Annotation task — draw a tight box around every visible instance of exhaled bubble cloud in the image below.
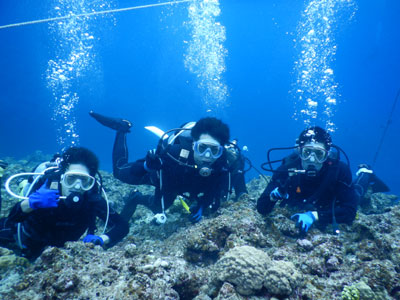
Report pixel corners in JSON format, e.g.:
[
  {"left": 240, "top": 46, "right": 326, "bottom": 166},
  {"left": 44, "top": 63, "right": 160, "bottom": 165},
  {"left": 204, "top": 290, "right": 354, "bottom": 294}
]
[
  {"left": 184, "top": 0, "right": 228, "bottom": 110},
  {"left": 293, "top": 0, "right": 356, "bottom": 133},
  {"left": 46, "top": 0, "right": 112, "bottom": 150}
]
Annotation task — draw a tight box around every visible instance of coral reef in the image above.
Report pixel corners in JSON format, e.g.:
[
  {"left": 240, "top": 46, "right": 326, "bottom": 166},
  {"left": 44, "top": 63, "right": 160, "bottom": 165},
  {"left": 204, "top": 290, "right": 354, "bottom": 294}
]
[
  {"left": 0, "top": 156, "right": 399, "bottom": 299},
  {"left": 264, "top": 260, "right": 301, "bottom": 296},
  {"left": 215, "top": 245, "right": 271, "bottom": 295},
  {"left": 342, "top": 285, "right": 360, "bottom": 300}
]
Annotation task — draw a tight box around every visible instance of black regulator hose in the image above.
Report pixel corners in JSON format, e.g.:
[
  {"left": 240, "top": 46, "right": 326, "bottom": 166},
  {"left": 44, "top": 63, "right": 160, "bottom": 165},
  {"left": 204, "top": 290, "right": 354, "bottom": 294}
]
[
  {"left": 244, "top": 157, "right": 269, "bottom": 183},
  {"left": 260, "top": 146, "right": 298, "bottom": 173},
  {"left": 96, "top": 170, "right": 104, "bottom": 195}
]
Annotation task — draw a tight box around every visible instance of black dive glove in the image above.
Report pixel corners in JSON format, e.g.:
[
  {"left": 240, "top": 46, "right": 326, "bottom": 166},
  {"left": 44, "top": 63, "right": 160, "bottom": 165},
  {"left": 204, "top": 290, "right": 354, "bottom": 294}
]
[{"left": 144, "top": 149, "right": 162, "bottom": 171}]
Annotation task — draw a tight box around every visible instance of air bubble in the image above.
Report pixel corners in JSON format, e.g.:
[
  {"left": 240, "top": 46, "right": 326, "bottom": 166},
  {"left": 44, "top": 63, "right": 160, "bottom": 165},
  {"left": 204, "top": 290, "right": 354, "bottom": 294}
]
[
  {"left": 184, "top": 0, "right": 228, "bottom": 109},
  {"left": 293, "top": 0, "right": 356, "bottom": 132}
]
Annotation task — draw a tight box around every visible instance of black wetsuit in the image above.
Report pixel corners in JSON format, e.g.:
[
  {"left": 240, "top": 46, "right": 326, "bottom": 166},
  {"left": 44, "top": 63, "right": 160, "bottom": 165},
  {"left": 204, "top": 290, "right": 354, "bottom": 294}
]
[
  {"left": 112, "top": 131, "right": 233, "bottom": 219},
  {"left": 0, "top": 175, "right": 129, "bottom": 259},
  {"left": 257, "top": 155, "right": 357, "bottom": 226}
]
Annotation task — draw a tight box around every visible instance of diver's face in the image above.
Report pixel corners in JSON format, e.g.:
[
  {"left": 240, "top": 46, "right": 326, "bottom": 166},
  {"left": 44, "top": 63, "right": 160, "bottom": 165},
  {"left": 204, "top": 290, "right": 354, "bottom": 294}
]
[
  {"left": 60, "top": 164, "right": 94, "bottom": 196},
  {"left": 300, "top": 142, "right": 328, "bottom": 173},
  {"left": 193, "top": 134, "right": 223, "bottom": 166}
]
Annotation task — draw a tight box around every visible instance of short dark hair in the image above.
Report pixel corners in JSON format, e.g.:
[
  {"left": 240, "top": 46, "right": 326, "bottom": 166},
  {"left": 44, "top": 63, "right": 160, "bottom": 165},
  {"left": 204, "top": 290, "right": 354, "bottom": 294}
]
[
  {"left": 60, "top": 147, "right": 99, "bottom": 176},
  {"left": 297, "top": 126, "right": 332, "bottom": 150},
  {"left": 191, "top": 117, "right": 230, "bottom": 145}
]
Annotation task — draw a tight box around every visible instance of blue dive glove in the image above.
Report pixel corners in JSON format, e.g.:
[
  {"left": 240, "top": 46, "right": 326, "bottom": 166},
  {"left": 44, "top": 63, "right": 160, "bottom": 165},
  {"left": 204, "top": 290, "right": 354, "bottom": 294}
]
[
  {"left": 83, "top": 234, "right": 104, "bottom": 246},
  {"left": 189, "top": 205, "right": 203, "bottom": 223},
  {"left": 291, "top": 211, "right": 316, "bottom": 233},
  {"left": 270, "top": 187, "right": 289, "bottom": 202},
  {"left": 144, "top": 149, "right": 162, "bottom": 171},
  {"left": 28, "top": 182, "right": 60, "bottom": 209}
]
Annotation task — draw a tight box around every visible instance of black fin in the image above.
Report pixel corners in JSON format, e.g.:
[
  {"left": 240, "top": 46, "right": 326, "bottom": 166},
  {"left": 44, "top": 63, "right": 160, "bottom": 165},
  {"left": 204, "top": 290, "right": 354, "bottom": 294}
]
[
  {"left": 370, "top": 173, "right": 390, "bottom": 193},
  {"left": 89, "top": 111, "right": 132, "bottom": 132}
]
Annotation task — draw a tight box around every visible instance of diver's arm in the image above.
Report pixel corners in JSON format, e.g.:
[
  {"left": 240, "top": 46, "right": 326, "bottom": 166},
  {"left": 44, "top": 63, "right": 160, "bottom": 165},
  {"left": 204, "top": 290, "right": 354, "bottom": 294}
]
[
  {"left": 8, "top": 195, "right": 58, "bottom": 222},
  {"left": 94, "top": 195, "right": 129, "bottom": 247},
  {"left": 8, "top": 186, "right": 42, "bottom": 220},
  {"left": 317, "top": 163, "right": 357, "bottom": 224},
  {"left": 257, "top": 183, "right": 277, "bottom": 215},
  {"left": 256, "top": 167, "right": 288, "bottom": 215},
  {"left": 317, "top": 187, "right": 357, "bottom": 224},
  {"left": 6, "top": 201, "right": 32, "bottom": 223},
  {"left": 102, "top": 211, "right": 129, "bottom": 247}
]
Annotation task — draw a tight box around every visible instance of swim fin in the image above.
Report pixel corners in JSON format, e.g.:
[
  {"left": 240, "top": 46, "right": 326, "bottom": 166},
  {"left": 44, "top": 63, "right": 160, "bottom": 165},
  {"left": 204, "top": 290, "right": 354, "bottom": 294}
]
[
  {"left": 356, "top": 164, "right": 390, "bottom": 193},
  {"left": 369, "top": 173, "right": 390, "bottom": 193},
  {"left": 89, "top": 111, "right": 132, "bottom": 133}
]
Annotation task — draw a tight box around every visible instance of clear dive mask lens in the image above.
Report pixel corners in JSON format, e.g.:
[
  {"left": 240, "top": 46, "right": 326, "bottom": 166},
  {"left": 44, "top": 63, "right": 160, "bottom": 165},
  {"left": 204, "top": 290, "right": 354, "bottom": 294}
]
[
  {"left": 194, "top": 141, "right": 223, "bottom": 159},
  {"left": 300, "top": 146, "right": 328, "bottom": 163},
  {"left": 61, "top": 172, "right": 95, "bottom": 191}
]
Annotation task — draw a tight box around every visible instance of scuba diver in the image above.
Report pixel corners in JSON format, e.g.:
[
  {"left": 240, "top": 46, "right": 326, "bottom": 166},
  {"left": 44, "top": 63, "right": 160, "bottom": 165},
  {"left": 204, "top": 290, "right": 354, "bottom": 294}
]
[
  {"left": 0, "top": 147, "right": 129, "bottom": 259},
  {"left": 90, "top": 111, "right": 247, "bottom": 224},
  {"left": 257, "top": 126, "right": 358, "bottom": 234}
]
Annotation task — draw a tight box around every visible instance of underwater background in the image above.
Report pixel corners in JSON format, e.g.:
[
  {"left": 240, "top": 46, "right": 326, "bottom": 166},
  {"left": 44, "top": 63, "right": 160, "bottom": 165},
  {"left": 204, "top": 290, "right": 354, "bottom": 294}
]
[{"left": 0, "top": 0, "right": 399, "bottom": 196}]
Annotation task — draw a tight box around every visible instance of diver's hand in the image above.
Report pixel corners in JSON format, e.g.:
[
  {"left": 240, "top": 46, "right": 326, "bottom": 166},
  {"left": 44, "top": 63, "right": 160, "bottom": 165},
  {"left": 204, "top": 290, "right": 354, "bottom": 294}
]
[
  {"left": 28, "top": 182, "right": 60, "bottom": 209},
  {"left": 83, "top": 234, "right": 104, "bottom": 246},
  {"left": 291, "top": 211, "right": 316, "bottom": 233},
  {"left": 189, "top": 205, "right": 203, "bottom": 223},
  {"left": 144, "top": 149, "right": 162, "bottom": 171},
  {"left": 270, "top": 187, "right": 288, "bottom": 202}
]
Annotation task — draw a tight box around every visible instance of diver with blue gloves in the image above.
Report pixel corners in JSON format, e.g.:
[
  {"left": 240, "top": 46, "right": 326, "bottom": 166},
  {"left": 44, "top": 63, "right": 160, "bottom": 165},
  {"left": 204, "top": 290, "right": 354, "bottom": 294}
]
[
  {"left": 90, "top": 112, "right": 244, "bottom": 224},
  {"left": 257, "top": 126, "right": 358, "bottom": 234},
  {"left": 0, "top": 147, "right": 128, "bottom": 259}
]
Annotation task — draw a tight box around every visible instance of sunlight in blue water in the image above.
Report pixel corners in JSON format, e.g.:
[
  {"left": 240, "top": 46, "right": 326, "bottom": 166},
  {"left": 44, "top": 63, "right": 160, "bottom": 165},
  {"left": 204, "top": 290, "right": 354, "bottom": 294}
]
[
  {"left": 293, "top": 0, "right": 356, "bottom": 133},
  {"left": 184, "top": 0, "right": 228, "bottom": 109}
]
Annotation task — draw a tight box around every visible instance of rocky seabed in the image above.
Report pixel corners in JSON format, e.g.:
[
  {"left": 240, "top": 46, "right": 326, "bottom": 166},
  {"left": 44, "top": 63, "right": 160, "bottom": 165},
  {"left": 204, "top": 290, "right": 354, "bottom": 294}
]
[{"left": 0, "top": 154, "right": 399, "bottom": 300}]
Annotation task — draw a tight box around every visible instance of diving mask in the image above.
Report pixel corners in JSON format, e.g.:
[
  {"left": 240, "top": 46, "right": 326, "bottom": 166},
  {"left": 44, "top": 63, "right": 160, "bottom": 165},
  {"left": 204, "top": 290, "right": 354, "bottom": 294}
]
[
  {"left": 60, "top": 172, "right": 95, "bottom": 191},
  {"left": 299, "top": 146, "right": 328, "bottom": 163},
  {"left": 193, "top": 140, "right": 223, "bottom": 159}
]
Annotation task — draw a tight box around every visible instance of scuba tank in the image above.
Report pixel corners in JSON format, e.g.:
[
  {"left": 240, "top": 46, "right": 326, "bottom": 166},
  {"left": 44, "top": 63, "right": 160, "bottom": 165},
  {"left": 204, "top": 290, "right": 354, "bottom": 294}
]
[{"left": 5, "top": 160, "right": 61, "bottom": 201}]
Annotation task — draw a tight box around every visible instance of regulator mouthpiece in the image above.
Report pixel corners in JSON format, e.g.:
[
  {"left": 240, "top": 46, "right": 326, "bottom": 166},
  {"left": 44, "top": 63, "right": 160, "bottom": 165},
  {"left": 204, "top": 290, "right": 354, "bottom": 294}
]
[{"left": 199, "top": 167, "right": 212, "bottom": 177}]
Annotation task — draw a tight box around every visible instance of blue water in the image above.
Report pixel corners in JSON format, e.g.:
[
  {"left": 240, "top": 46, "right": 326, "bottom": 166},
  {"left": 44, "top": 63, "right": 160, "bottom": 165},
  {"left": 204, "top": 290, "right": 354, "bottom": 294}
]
[{"left": 0, "top": 0, "right": 399, "bottom": 195}]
